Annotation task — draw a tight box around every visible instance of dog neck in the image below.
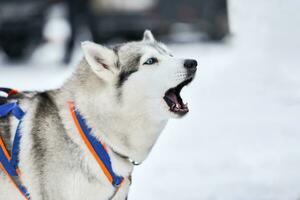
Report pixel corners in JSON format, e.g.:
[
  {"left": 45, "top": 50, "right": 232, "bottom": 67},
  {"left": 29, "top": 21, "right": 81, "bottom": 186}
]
[{"left": 51, "top": 60, "right": 168, "bottom": 178}]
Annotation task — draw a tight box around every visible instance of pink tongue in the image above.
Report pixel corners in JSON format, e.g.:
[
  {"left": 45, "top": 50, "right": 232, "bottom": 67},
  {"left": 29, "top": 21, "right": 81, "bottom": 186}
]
[{"left": 167, "top": 92, "right": 181, "bottom": 108}]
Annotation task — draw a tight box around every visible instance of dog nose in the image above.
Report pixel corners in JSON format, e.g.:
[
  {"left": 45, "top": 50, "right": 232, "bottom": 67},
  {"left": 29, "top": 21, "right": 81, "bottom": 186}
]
[{"left": 184, "top": 59, "right": 198, "bottom": 70}]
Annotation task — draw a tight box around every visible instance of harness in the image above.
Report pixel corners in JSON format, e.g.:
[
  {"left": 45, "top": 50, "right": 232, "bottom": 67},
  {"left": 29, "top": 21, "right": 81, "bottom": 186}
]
[
  {"left": 0, "top": 88, "right": 30, "bottom": 199},
  {"left": 0, "top": 88, "right": 124, "bottom": 199},
  {"left": 69, "top": 102, "right": 124, "bottom": 187}
]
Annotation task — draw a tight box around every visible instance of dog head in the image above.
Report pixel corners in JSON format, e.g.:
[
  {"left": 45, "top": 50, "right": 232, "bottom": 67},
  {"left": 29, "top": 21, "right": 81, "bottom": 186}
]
[
  {"left": 81, "top": 30, "right": 197, "bottom": 121},
  {"left": 80, "top": 30, "right": 197, "bottom": 162}
]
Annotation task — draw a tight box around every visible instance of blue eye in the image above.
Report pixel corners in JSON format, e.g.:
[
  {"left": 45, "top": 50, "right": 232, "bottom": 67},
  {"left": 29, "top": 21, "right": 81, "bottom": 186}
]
[{"left": 144, "top": 57, "right": 158, "bottom": 65}]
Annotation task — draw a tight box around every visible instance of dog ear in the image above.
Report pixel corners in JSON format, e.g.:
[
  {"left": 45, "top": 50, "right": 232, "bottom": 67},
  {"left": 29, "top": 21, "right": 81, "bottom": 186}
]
[
  {"left": 143, "top": 30, "right": 155, "bottom": 42},
  {"left": 81, "top": 41, "right": 117, "bottom": 77}
]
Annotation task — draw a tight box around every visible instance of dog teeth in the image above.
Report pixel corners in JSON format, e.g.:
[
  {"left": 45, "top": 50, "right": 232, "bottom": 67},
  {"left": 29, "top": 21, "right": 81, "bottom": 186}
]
[
  {"left": 171, "top": 104, "right": 176, "bottom": 110},
  {"left": 170, "top": 103, "right": 189, "bottom": 113}
]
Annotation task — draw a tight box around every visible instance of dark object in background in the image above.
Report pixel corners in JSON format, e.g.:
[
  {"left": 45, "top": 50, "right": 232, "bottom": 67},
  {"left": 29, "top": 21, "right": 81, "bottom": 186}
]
[
  {"left": 88, "top": 0, "right": 229, "bottom": 43},
  {"left": 0, "top": 0, "right": 49, "bottom": 60},
  {"left": 64, "top": 0, "right": 229, "bottom": 62},
  {"left": 87, "top": 0, "right": 165, "bottom": 44},
  {"left": 159, "top": 0, "right": 229, "bottom": 41},
  {"left": 0, "top": 0, "right": 229, "bottom": 63},
  {"left": 63, "top": 0, "right": 91, "bottom": 64}
]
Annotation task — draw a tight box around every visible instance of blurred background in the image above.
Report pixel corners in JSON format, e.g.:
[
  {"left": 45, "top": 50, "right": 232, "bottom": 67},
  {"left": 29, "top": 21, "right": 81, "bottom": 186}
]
[
  {"left": 1, "top": 0, "right": 300, "bottom": 199},
  {"left": 0, "top": 0, "right": 228, "bottom": 63}
]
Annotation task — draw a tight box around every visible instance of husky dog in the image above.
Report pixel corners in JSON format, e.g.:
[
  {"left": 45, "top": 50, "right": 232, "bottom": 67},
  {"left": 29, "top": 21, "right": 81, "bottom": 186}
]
[{"left": 0, "top": 30, "right": 197, "bottom": 200}]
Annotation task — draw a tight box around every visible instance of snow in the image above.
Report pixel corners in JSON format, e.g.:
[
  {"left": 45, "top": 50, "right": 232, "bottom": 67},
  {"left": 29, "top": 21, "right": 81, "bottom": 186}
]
[{"left": 1, "top": 0, "right": 300, "bottom": 199}]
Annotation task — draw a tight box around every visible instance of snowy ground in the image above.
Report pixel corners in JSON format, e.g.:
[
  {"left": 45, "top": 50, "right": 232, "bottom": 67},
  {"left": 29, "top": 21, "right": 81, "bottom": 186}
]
[{"left": 1, "top": 1, "right": 300, "bottom": 199}]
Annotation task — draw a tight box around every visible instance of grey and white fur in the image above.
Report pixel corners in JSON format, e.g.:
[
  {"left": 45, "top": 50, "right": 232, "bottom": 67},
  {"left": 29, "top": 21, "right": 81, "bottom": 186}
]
[{"left": 0, "top": 30, "right": 197, "bottom": 200}]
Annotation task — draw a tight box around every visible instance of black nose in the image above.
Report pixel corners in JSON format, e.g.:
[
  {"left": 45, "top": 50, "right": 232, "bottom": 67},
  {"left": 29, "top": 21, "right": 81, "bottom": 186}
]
[{"left": 184, "top": 59, "right": 198, "bottom": 70}]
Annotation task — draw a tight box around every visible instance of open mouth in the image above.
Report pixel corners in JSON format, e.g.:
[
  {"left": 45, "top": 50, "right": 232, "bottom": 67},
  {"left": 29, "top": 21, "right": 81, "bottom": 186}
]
[{"left": 163, "top": 78, "right": 193, "bottom": 116}]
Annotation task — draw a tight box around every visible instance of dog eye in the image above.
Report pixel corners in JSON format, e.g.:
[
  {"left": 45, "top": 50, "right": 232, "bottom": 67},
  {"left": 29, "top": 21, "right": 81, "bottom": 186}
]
[{"left": 143, "top": 57, "right": 158, "bottom": 65}]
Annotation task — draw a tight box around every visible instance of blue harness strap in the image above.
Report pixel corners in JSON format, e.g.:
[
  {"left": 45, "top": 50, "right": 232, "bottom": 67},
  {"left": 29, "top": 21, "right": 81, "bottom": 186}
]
[
  {"left": 0, "top": 90, "right": 124, "bottom": 198},
  {"left": 69, "top": 102, "right": 124, "bottom": 187},
  {"left": 0, "top": 93, "right": 30, "bottom": 199}
]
